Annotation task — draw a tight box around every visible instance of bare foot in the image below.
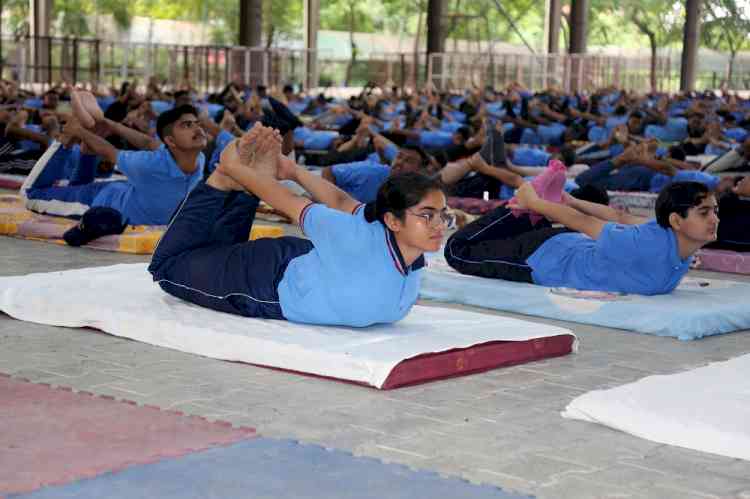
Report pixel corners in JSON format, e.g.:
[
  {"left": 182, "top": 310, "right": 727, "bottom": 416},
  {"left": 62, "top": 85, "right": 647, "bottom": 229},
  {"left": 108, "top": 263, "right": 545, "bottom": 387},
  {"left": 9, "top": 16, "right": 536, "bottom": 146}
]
[
  {"left": 238, "top": 125, "right": 281, "bottom": 178},
  {"left": 207, "top": 168, "right": 243, "bottom": 191},
  {"left": 71, "top": 90, "right": 102, "bottom": 129},
  {"left": 617, "top": 144, "right": 641, "bottom": 164},
  {"left": 734, "top": 176, "right": 750, "bottom": 197}
]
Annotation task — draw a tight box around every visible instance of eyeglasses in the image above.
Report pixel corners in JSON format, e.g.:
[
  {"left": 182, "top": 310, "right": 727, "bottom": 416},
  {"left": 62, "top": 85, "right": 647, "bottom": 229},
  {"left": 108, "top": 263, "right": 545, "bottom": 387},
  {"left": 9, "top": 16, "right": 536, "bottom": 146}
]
[{"left": 407, "top": 208, "right": 455, "bottom": 228}]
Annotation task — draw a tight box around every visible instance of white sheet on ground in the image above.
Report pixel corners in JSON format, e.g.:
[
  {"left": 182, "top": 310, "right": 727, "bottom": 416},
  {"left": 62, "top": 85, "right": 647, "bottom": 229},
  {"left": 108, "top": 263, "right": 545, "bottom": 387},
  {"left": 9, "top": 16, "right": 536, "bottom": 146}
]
[
  {"left": 562, "top": 354, "right": 750, "bottom": 461},
  {"left": 0, "top": 264, "right": 575, "bottom": 389}
]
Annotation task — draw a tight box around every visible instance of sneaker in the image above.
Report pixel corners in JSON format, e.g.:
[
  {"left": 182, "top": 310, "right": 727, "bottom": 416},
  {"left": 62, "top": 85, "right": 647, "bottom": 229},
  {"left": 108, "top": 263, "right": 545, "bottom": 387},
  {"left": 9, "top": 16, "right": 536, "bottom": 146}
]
[
  {"left": 19, "top": 141, "right": 63, "bottom": 198},
  {"left": 479, "top": 122, "right": 507, "bottom": 167}
]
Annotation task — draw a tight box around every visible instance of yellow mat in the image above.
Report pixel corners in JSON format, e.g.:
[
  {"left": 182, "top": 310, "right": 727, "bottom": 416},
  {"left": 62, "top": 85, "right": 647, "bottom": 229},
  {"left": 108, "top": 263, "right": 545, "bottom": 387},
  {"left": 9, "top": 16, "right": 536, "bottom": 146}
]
[{"left": 0, "top": 195, "right": 284, "bottom": 254}]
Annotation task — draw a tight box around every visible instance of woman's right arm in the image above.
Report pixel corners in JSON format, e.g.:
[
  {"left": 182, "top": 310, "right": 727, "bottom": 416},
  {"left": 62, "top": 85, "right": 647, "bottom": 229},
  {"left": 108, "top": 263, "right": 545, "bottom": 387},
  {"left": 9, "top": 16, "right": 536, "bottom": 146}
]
[
  {"left": 282, "top": 159, "right": 360, "bottom": 214},
  {"left": 219, "top": 144, "right": 311, "bottom": 225}
]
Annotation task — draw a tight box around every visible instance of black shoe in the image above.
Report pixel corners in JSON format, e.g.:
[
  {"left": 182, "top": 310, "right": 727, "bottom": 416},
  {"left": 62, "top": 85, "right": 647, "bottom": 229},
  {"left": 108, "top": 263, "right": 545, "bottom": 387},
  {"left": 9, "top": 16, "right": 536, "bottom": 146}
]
[
  {"left": 520, "top": 98, "right": 530, "bottom": 120},
  {"left": 561, "top": 97, "right": 570, "bottom": 114},
  {"left": 503, "top": 100, "right": 516, "bottom": 119},
  {"left": 479, "top": 121, "right": 507, "bottom": 167},
  {"left": 590, "top": 95, "right": 600, "bottom": 116}
]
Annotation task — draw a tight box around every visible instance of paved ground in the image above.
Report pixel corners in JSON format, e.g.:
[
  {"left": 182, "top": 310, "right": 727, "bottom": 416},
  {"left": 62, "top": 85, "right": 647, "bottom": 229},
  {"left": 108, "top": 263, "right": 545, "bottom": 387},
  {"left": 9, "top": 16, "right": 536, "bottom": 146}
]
[{"left": 2, "top": 209, "right": 750, "bottom": 499}]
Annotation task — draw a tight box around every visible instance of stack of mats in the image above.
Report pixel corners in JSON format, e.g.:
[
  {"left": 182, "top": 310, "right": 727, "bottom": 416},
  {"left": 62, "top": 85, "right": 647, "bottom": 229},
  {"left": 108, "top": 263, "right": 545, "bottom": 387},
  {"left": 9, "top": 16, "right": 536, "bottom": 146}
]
[
  {"left": 448, "top": 197, "right": 505, "bottom": 215},
  {"left": 0, "top": 194, "right": 284, "bottom": 254},
  {"left": 696, "top": 248, "right": 750, "bottom": 275},
  {"left": 607, "top": 190, "right": 657, "bottom": 217},
  {"left": 0, "top": 173, "right": 26, "bottom": 190}
]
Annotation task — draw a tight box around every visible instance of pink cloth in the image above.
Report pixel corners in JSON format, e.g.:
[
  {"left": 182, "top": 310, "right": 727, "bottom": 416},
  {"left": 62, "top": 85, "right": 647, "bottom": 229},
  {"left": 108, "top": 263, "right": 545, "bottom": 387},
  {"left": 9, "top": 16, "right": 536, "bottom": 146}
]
[{"left": 509, "top": 159, "right": 567, "bottom": 224}]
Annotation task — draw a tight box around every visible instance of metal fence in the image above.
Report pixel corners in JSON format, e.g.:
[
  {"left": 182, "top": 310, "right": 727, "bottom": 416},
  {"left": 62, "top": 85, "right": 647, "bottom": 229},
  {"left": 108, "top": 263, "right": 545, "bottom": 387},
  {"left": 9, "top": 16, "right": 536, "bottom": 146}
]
[
  {"left": 0, "top": 36, "right": 315, "bottom": 93},
  {"left": 3, "top": 35, "right": 748, "bottom": 95},
  {"left": 426, "top": 52, "right": 675, "bottom": 93}
]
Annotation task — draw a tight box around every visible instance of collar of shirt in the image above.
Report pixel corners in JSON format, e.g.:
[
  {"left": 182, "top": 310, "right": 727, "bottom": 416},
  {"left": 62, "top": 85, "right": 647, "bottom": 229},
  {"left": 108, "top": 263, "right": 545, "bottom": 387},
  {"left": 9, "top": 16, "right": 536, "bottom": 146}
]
[
  {"left": 362, "top": 202, "right": 425, "bottom": 275},
  {"left": 666, "top": 227, "right": 693, "bottom": 270},
  {"left": 384, "top": 224, "right": 425, "bottom": 276}
]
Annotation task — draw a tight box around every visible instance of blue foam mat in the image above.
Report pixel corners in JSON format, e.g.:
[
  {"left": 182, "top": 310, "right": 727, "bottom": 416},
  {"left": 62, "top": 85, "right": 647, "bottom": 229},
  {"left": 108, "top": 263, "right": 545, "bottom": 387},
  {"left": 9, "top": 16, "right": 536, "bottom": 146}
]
[
  {"left": 12, "top": 438, "right": 530, "bottom": 499},
  {"left": 420, "top": 265, "right": 750, "bottom": 341}
]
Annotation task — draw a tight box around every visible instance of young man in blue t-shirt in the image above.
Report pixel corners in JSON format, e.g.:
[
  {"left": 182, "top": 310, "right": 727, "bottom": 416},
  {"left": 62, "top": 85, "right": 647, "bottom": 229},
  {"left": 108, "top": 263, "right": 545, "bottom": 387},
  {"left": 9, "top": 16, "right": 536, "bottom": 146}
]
[
  {"left": 22, "top": 105, "right": 205, "bottom": 225},
  {"left": 445, "top": 181, "right": 719, "bottom": 295}
]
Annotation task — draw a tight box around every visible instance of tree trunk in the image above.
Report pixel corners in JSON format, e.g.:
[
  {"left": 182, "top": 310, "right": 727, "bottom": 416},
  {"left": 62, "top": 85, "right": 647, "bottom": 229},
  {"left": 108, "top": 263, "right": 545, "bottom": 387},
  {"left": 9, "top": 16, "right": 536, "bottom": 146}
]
[
  {"left": 680, "top": 0, "right": 701, "bottom": 92},
  {"left": 548, "top": 0, "right": 561, "bottom": 54},
  {"left": 450, "top": 0, "right": 462, "bottom": 51},
  {"left": 649, "top": 35, "right": 657, "bottom": 93},
  {"left": 266, "top": 26, "right": 275, "bottom": 49},
  {"left": 728, "top": 51, "right": 736, "bottom": 86},
  {"left": 413, "top": 3, "right": 424, "bottom": 89},
  {"left": 426, "top": 0, "right": 445, "bottom": 55},
  {"left": 239, "top": 0, "right": 263, "bottom": 47},
  {"left": 344, "top": 3, "right": 356, "bottom": 86},
  {"left": 568, "top": 0, "right": 588, "bottom": 54}
]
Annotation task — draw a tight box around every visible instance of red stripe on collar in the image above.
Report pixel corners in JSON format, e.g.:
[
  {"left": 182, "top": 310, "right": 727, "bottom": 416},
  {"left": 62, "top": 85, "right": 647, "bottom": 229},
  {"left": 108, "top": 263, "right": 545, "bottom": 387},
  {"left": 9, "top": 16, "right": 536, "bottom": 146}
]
[
  {"left": 384, "top": 230, "right": 406, "bottom": 276},
  {"left": 298, "top": 202, "right": 315, "bottom": 235}
]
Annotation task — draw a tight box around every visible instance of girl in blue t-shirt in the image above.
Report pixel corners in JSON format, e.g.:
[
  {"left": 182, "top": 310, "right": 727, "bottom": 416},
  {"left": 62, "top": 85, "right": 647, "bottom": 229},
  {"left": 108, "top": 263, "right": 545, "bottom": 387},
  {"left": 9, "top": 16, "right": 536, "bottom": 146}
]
[{"left": 149, "top": 124, "right": 452, "bottom": 328}]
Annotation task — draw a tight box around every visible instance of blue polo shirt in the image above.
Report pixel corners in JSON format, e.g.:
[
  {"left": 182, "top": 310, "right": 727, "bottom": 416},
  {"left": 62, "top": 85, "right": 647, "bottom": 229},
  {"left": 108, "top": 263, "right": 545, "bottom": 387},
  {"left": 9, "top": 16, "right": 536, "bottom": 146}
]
[
  {"left": 512, "top": 147, "right": 551, "bottom": 166},
  {"left": 206, "top": 129, "right": 235, "bottom": 173},
  {"left": 724, "top": 127, "right": 748, "bottom": 142},
  {"left": 587, "top": 126, "right": 610, "bottom": 144},
  {"left": 440, "top": 121, "right": 464, "bottom": 133},
  {"left": 644, "top": 118, "right": 688, "bottom": 142},
  {"left": 331, "top": 161, "right": 390, "bottom": 203},
  {"left": 293, "top": 127, "right": 339, "bottom": 150},
  {"left": 527, "top": 220, "right": 692, "bottom": 295},
  {"left": 112, "top": 145, "right": 204, "bottom": 225},
  {"left": 278, "top": 203, "right": 424, "bottom": 327},
  {"left": 419, "top": 130, "right": 454, "bottom": 150},
  {"left": 521, "top": 124, "right": 565, "bottom": 146}
]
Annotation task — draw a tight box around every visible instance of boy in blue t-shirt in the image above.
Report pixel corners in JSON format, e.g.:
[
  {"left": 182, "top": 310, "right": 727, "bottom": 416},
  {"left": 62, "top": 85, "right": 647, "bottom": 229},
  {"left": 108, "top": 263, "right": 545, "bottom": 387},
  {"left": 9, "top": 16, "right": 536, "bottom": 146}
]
[
  {"left": 445, "top": 181, "right": 719, "bottom": 296},
  {"left": 22, "top": 105, "right": 205, "bottom": 225}
]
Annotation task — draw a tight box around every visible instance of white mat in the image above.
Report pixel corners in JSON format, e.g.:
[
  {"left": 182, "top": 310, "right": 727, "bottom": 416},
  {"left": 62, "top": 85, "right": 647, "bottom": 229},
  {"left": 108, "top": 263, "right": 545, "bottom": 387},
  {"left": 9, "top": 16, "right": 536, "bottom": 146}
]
[
  {"left": 563, "top": 355, "right": 750, "bottom": 461},
  {"left": 0, "top": 264, "right": 576, "bottom": 389}
]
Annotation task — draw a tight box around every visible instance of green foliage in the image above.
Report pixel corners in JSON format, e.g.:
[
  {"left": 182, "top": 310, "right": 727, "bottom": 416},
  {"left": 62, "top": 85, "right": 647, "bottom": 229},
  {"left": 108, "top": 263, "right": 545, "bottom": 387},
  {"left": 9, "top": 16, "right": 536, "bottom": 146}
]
[
  {"left": 702, "top": 0, "right": 750, "bottom": 55},
  {"left": 320, "top": 0, "right": 382, "bottom": 33},
  {"left": 265, "top": 0, "right": 303, "bottom": 46},
  {"left": 1, "top": 0, "right": 746, "bottom": 60},
  {"left": 606, "top": 0, "right": 684, "bottom": 47}
]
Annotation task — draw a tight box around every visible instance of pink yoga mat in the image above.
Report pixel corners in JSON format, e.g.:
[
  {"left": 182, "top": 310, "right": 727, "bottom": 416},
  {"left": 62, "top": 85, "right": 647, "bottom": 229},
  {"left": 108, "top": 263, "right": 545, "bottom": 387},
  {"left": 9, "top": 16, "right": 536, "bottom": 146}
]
[
  {"left": 0, "top": 374, "right": 255, "bottom": 496},
  {"left": 697, "top": 249, "right": 750, "bottom": 275}
]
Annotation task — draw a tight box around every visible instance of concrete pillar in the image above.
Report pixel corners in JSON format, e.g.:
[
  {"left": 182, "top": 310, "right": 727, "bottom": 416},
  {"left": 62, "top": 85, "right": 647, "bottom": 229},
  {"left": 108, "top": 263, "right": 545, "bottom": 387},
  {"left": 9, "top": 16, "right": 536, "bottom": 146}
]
[
  {"left": 29, "top": 0, "right": 52, "bottom": 83},
  {"left": 547, "top": 0, "right": 561, "bottom": 54},
  {"left": 426, "top": 0, "right": 445, "bottom": 82},
  {"left": 568, "top": 0, "right": 588, "bottom": 54},
  {"left": 680, "top": 0, "right": 701, "bottom": 92},
  {"left": 303, "top": 0, "right": 319, "bottom": 90},
  {"left": 568, "top": 0, "right": 588, "bottom": 91},
  {"left": 239, "top": 0, "right": 263, "bottom": 47}
]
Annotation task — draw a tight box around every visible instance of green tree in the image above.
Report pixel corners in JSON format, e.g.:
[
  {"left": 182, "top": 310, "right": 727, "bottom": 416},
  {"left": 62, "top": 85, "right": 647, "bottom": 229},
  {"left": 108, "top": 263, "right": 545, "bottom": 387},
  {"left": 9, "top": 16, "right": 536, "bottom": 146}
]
[
  {"left": 320, "top": 0, "right": 377, "bottom": 85},
  {"left": 606, "top": 0, "right": 684, "bottom": 91},
  {"left": 702, "top": 0, "right": 750, "bottom": 84},
  {"left": 264, "top": 0, "right": 303, "bottom": 48}
]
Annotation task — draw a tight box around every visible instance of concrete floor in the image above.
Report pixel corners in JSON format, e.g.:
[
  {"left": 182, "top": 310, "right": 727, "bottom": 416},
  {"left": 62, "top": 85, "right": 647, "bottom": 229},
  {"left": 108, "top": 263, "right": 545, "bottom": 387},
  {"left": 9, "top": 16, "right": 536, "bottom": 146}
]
[{"left": 2, "top": 211, "right": 750, "bottom": 499}]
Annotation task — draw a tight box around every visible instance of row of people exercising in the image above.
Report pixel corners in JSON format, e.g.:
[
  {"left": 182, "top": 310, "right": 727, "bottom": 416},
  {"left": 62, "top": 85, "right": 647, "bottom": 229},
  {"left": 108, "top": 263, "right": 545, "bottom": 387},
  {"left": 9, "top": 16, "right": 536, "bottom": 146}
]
[{"left": 148, "top": 123, "right": 720, "bottom": 328}]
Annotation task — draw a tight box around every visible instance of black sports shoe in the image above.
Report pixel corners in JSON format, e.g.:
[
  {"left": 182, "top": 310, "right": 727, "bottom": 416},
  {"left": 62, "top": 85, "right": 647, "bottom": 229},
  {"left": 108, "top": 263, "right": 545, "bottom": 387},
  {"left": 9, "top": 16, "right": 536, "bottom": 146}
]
[
  {"left": 503, "top": 100, "right": 516, "bottom": 119},
  {"left": 479, "top": 121, "right": 507, "bottom": 167}
]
